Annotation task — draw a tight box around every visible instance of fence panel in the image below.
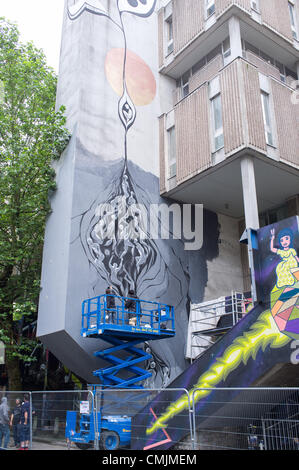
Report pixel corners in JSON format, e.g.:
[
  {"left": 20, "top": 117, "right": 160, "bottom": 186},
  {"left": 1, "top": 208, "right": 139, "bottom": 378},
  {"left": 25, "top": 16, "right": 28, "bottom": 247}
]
[
  {"left": 1, "top": 388, "right": 192, "bottom": 451},
  {"left": 95, "top": 388, "right": 193, "bottom": 450},
  {"left": 192, "top": 387, "right": 299, "bottom": 450},
  {"left": 31, "top": 390, "right": 94, "bottom": 450},
  {"left": 4, "top": 386, "right": 299, "bottom": 450}
]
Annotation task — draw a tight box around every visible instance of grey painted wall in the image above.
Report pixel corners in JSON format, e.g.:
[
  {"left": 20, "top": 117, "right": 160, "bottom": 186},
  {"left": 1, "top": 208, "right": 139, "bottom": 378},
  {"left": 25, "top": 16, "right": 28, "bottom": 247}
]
[{"left": 37, "top": 0, "right": 241, "bottom": 386}]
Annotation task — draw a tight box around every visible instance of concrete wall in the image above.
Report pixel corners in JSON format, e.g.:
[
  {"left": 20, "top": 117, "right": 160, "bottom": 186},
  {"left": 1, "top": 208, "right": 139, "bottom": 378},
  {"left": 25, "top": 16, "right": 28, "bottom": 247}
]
[
  {"left": 205, "top": 213, "right": 244, "bottom": 301},
  {"left": 172, "top": 0, "right": 205, "bottom": 55},
  {"left": 175, "top": 83, "right": 212, "bottom": 184},
  {"left": 260, "top": 0, "right": 294, "bottom": 42},
  {"left": 37, "top": 0, "right": 245, "bottom": 387}
]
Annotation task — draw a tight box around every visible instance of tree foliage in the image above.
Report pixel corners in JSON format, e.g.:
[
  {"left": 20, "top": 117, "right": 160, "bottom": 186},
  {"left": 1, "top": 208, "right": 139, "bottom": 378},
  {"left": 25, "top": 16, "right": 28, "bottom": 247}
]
[{"left": 0, "top": 18, "right": 70, "bottom": 388}]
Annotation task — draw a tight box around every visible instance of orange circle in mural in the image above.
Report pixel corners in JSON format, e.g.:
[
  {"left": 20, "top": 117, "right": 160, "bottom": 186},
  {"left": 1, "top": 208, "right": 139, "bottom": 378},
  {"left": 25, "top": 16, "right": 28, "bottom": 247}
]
[{"left": 105, "top": 48, "right": 156, "bottom": 106}]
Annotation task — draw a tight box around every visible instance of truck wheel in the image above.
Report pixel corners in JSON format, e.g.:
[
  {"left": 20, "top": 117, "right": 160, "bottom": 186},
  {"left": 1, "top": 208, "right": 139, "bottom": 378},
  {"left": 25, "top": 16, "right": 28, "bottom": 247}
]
[
  {"left": 101, "top": 431, "right": 120, "bottom": 450},
  {"left": 75, "top": 442, "right": 93, "bottom": 450}
]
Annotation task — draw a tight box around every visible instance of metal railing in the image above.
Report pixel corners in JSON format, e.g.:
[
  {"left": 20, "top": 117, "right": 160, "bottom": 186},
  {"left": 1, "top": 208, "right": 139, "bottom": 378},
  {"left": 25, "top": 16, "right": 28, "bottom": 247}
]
[
  {"left": 82, "top": 294, "right": 175, "bottom": 335},
  {"left": 94, "top": 388, "right": 193, "bottom": 451},
  {"left": 191, "top": 387, "right": 299, "bottom": 451},
  {"left": 32, "top": 390, "right": 95, "bottom": 450},
  {"left": 1, "top": 387, "right": 299, "bottom": 450},
  {"left": 190, "top": 292, "right": 252, "bottom": 361}
]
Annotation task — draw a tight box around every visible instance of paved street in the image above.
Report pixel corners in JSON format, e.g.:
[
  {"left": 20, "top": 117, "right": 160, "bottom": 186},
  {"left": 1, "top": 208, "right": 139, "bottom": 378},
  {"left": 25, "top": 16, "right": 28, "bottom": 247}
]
[{"left": 3, "top": 436, "right": 81, "bottom": 451}]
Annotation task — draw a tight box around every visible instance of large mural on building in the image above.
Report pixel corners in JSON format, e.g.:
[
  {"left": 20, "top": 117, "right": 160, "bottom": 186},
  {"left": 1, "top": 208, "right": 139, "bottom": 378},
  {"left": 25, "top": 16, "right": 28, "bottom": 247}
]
[
  {"left": 131, "top": 216, "right": 299, "bottom": 449},
  {"left": 37, "top": 0, "right": 221, "bottom": 386},
  {"left": 69, "top": 0, "right": 173, "bottom": 305}
]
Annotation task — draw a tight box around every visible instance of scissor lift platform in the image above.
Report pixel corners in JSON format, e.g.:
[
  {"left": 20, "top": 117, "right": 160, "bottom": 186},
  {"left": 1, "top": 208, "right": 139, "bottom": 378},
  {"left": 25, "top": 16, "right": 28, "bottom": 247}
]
[
  {"left": 81, "top": 294, "right": 175, "bottom": 388},
  {"left": 84, "top": 325, "right": 175, "bottom": 341},
  {"left": 81, "top": 294, "right": 175, "bottom": 341},
  {"left": 66, "top": 294, "right": 176, "bottom": 448}
]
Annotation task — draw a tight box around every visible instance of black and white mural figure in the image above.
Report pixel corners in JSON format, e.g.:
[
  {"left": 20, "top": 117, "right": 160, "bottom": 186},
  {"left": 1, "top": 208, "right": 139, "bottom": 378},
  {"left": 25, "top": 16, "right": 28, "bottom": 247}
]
[
  {"left": 68, "top": 0, "right": 185, "bottom": 302},
  {"left": 37, "top": 1, "right": 221, "bottom": 386},
  {"left": 69, "top": 1, "right": 158, "bottom": 291},
  {"left": 68, "top": 0, "right": 220, "bottom": 385},
  {"left": 68, "top": 0, "right": 191, "bottom": 382}
]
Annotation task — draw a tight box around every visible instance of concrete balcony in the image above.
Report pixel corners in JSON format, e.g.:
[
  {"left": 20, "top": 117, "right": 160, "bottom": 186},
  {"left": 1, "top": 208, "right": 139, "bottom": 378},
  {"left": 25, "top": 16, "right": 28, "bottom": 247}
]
[
  {"left": 158, "top": 0, "right": 299, "bottom": 79},
  {"left": 159, "top": 57, "right": 299, "bottom": 220}
]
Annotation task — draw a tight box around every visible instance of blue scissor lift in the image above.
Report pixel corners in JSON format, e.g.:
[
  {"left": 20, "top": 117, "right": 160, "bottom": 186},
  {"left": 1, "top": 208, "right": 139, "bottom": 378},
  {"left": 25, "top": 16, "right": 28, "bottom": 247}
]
[{"left": 65, "top": 294, "right": 175, "bottom": 450}]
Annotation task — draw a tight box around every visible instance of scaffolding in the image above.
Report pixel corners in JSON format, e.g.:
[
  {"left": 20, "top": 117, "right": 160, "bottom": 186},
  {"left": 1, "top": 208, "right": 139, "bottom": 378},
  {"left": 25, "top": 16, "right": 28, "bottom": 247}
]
[{"left": 189, "top": 292, "right": 252, "bottom": 362}]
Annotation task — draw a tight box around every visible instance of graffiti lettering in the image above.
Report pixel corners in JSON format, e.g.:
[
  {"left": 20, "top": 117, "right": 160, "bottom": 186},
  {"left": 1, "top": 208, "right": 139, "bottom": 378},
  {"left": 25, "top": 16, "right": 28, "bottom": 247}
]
[{"left": 290, "top": 340, "right": 299, "bottom": 365}]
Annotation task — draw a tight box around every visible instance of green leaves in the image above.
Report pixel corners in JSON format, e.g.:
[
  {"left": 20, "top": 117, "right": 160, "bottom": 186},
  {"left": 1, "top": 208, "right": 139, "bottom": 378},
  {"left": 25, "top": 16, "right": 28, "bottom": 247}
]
[{"left": 0, "top": 18, "right": 70, "bottom": 373}]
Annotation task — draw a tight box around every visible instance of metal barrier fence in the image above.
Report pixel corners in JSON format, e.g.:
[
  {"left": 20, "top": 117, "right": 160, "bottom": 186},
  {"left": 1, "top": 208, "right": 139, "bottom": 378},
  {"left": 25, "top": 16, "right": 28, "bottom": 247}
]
[
  {"left": 1, "top": 387, "right": 299, "bottom": 450},
  {"left": 31, "top": 390, "right": 95, "bottom": 450},
  {"left": 94, "top": 388, "right": 193, "bottom": 450},
  {"left": 0, "top": 388, "right": 191, "bottom": 451},
  {"left": 0, "top": 390, "right": 94, "bottom": 450},
  {"left": 191, "top": 388, "right": 299, "bottom": 450}
]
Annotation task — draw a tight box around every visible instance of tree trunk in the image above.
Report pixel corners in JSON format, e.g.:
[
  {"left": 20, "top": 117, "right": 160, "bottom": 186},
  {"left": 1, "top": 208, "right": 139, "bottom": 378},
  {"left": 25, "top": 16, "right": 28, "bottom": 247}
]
[{"left": 6, "top": 355, "right": 22, "bottom": 391}]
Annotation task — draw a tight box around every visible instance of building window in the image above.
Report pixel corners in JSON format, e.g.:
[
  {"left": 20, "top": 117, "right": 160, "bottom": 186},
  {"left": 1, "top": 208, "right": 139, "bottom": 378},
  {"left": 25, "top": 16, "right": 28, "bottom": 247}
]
[
  {"left": 289, "top": 1, "right": 298, "bottom": 39},
  {"left": 211, "top": 94, "right": 224, "bottom": 152},
  {"left": 275, "top": 60, "right": 286, "bottom": 82},
  {"left": 180, "top": 71, "right": 190, "bottom": 98},
  {"left": 222, "top": 37, "right": 231, "bottom": 59},
  {"left": 207, "top": 44, "right": 222, "bottom": 63},
  {"left": 164, "top": 2, "right": 173, "bottom": 56},
  {"left": 176, "top": 38, "right": 230, "bottom": 100},
  {"left": 261, "top": 91, "right": 274, "bottom": 146},
  {"left": 168, "top": 126, "right": 176, "bottom": 178},
  {"left": 243, "top": 40, "right": 298, "bottom": 83},
  {"left": 251, "top": 0, "right": 259, "bottom": 11},
  {"left": 206, "top": 0, "right": 215, "bottom": 18},
  {"left": 166, "top": 15, "right": 173, "bottom": 54},
  {"left": 259, "top": 204, "right": 288, "bottom": 228}
]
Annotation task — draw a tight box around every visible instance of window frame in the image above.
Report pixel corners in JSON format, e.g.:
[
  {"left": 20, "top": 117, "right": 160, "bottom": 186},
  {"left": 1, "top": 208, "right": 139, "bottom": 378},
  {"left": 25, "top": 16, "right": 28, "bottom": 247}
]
[
  {"left": 222, "top": 37, "right": 231, "bottom": 59},
  {"left": 206, "top": 0, "right": 216, "bottom": 18},
  {"left": 251, "top": 0, "right": 260, "bottom": 12},
  {"left": 164, "top": 2, "right": 174, "bottom": 57},
  {"left": 211, "top": 93, "right": 224, "bottom": 152},
  {"left": 165, "top": 15, "right": 174, "bottom": 54},
  {"left": 243, "top": 40, "right": 298, "bottom": 83},
  {"left": 261, "top": 91, "right": 274, "bottom": 147},
  {"left": 288, "top": 1, "right": 298, "bottom": 40},
  {"left": 167, "top": 126, "right": 176, "bottom": 178},
  {"left": 181, "top": 71, "right": 190, "bottom": 98}
]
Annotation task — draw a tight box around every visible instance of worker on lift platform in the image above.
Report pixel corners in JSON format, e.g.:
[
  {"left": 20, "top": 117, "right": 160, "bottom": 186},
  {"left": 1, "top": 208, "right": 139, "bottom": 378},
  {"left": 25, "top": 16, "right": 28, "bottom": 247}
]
[
  {"left": 124, "top": 289, "right": 139, "bottom": 326},
  {"left": 82, "top": 291, "right": 175, "bottom": 339},
  {"left": 66, "top": 292, "right": 176, "bottom": 450},
  {"left": 105, "top": 286, "right": 116, "bottom": 323}
]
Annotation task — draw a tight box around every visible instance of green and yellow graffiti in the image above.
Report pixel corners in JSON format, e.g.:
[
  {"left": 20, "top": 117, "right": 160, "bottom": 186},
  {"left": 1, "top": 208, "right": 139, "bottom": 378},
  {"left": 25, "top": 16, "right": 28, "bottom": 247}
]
[{"left": 146, "top": 308, "right": 290, "bottom": 436}]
